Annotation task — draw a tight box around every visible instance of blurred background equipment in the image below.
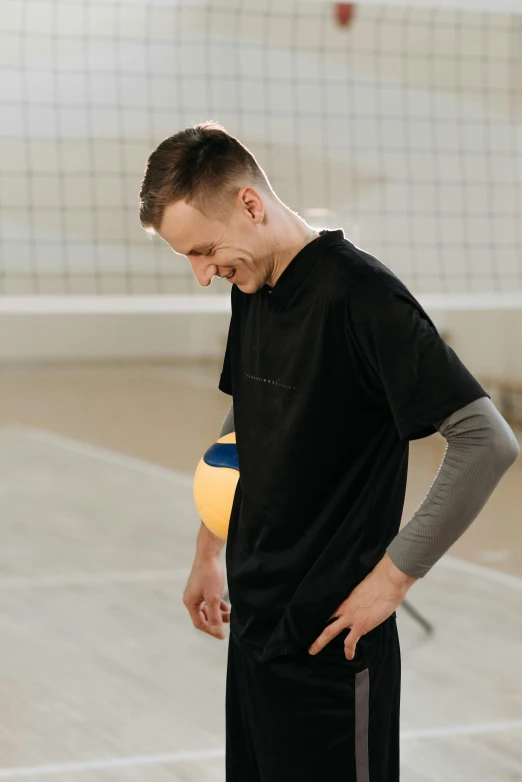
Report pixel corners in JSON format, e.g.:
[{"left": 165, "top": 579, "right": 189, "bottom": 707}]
[
  {"left": 0, "top": 0, "right": 521, "bottom": 779},
  {"left": 334, "top": 2, "right": 357, "bottom": 27}
]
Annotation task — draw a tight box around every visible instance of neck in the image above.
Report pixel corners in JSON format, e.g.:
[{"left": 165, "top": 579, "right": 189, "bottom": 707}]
[{"left": 266, "top": 213, "right": 320, "bottom": 288}]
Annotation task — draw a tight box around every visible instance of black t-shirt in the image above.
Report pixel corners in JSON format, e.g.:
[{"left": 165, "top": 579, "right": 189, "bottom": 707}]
[{"left": 219, "top": 229, "right": 489, "bottom": 663}]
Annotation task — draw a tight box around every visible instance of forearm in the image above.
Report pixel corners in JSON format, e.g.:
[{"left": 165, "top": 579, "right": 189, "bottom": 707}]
[
  {"left": 196, "top": 520, "right": 226, "bottom": 560},
  {"left": 386, "top": 396, "right": 519, "bottom": 580}
]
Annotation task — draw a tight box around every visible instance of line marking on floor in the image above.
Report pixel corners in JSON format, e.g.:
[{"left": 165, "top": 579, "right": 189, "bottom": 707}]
[
  {"left": 1, "top": 720, "right": 522, "bottom": 778},
  {"left": 0, "top": 425, "right": 193, "bottom": 487},
  {"left": 0, "top": 569, "right": 191, "bottom": 589}
]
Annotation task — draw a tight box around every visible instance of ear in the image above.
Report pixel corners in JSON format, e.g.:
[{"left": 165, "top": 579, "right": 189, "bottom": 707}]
[{"left": 237, "top": 186, "right": 265, "bottom": 225}]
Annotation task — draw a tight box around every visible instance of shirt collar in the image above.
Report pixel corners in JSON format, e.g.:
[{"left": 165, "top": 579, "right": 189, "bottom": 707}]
[{"left": 262, "top": 229, "right": 345, "bottom": 311}]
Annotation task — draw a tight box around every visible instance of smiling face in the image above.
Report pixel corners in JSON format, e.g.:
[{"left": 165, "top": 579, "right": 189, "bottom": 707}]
[{"left": 156, "top": 187, "right": 274, "bottom": 294}]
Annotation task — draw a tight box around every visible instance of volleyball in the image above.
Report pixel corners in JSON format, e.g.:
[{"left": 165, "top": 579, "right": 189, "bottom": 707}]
[{"left": 193, "top": 432, "right": 239, "bottom": 541}]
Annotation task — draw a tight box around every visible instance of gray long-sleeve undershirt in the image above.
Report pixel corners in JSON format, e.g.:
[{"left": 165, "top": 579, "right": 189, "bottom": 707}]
[
  {"left": 219, "top": 395, "right": 520, "bottom": 579},
  {"left": 387, "top": 395, "right": 519, "bottom": 578},
  {"left": 219, "top": 403, "right": 235, "bottom": 440}
]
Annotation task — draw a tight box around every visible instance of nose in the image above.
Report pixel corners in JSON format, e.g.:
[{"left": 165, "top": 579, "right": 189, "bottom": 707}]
[{"left": 189, "top": 259, "right": 218, "bottom": 287}]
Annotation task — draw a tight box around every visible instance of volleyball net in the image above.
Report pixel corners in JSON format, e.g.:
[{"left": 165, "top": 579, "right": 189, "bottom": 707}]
[{"left": 1, "top": 0, "right": 521, "bottom": 313}]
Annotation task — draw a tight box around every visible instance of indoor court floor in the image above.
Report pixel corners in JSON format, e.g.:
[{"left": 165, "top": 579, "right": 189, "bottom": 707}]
[{"left": 0, "top": 361, "right": 520, "bottom": 781}]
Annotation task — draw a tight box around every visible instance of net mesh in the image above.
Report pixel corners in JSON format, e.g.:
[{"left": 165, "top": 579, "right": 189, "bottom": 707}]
[{"left": 1, "top": 0, "right": 521, "bottom": 305}]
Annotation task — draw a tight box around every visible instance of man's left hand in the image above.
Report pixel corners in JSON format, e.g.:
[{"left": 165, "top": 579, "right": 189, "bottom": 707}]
[{"left": 308, "top": 553, "right": 418, "bottom": 660}]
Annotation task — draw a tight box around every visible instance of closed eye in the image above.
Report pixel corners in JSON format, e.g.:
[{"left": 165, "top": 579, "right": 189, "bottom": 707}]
[{"left": 187, "top": 246, "right": 214, "bottom": 258}]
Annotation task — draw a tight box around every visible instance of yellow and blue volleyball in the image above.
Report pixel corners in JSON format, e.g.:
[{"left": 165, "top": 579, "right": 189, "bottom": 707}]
[{"left": 193, "top": 432, "right": 239, "bottom": 541}]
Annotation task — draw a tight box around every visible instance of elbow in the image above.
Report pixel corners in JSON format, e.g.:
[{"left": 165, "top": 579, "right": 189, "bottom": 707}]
[
  {"left": 506, "top": 436, "right": 520, "bottom": 466},
  {"left": 484, "top": 410, "right": 520, "bottom": 471},
  {"left": 494, "top": 429, "right": 520, "bottom": 471}
]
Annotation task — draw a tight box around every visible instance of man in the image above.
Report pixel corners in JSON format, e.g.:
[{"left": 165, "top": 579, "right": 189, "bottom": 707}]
[{"left": 139, "top": 122, "right": 519, "bottom": 781}]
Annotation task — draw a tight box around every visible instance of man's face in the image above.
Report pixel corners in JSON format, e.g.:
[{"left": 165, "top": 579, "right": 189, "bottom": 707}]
[{"left": 157, "top": 193, "right": 269, "bottom": 294}]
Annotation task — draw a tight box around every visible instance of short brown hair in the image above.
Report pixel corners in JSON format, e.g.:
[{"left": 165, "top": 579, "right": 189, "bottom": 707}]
[{"left": 139, "top": 121, "right": 271, "bottom": 234}]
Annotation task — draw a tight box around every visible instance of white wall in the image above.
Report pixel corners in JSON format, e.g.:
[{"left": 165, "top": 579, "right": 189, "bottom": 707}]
[{"left": 0, "top": 312, "right": 230, "bottom": 363}]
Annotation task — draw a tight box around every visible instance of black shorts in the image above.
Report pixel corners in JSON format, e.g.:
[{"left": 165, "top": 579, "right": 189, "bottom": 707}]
[{"left": 225, "top": 615, "right": 401, "bottom": 782}]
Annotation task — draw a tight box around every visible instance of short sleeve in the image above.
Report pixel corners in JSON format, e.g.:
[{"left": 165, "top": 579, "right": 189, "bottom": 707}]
[
  {"left": 346, "top": 272, "right": 490, "bottom": 442},
  {"left": 218, "top": 287, "right": 235, "bottom": 397},
  {"left": 219, "top": 325, "right": 233, "bottom": 396}
]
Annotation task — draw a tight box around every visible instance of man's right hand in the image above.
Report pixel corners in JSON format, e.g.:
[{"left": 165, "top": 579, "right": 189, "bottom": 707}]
[{"left": 183, "top": 555, "right": 231, "bottom": 640}]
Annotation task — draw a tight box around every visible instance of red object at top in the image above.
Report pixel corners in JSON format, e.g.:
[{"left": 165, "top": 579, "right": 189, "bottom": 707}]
[{"left": 334, "top": 3, "right": 356, "bottom": 28}]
